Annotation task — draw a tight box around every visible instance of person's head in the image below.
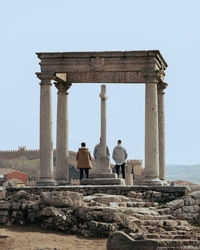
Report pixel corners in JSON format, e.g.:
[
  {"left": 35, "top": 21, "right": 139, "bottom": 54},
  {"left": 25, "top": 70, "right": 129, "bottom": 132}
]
[
  {"left": 81, "top": 142, "right": 86, "bottom": 147},
  {"left": 117, "top": 140, "right": 122, "bottom": 145}
]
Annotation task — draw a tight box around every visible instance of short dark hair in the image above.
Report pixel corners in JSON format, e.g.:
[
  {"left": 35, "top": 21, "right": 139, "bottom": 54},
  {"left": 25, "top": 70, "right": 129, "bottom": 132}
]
[
  {"left": 81, "top": 142, "right": 86, "bottom": 147},
  {"left": 118, "top": 140, "right": 122, "bottom": 144}
]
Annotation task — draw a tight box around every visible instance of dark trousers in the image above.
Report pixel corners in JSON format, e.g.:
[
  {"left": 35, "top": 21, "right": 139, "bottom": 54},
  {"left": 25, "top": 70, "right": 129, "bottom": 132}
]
[
  {"left": 116, "top": 163, "right": 125, "bottom": 179},
  {"left": 80, "top": 168, "right": 89, "bottom": 180}
]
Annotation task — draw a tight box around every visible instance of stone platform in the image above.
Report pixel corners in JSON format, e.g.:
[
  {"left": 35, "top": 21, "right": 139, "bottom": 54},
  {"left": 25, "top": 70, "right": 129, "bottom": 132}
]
[{"left": 81, "top": 177, "right": 125, "bottom": 185}]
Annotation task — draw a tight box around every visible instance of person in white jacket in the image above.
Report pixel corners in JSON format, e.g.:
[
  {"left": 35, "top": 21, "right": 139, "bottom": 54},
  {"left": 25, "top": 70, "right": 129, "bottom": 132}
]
[{"left": 112, "top": 140, "right": 128, "bottom": 179}]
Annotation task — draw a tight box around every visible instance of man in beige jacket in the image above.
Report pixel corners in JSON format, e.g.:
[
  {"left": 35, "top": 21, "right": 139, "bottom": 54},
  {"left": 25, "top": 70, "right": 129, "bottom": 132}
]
[{"left": 76, "top": 142, "right": 92, "bottom": 180}]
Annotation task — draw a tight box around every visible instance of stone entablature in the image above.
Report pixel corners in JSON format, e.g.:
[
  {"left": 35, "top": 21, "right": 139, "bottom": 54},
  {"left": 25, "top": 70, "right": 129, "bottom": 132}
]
[{"left": 37, "top": 50, "right": 167, "bottom": 83}]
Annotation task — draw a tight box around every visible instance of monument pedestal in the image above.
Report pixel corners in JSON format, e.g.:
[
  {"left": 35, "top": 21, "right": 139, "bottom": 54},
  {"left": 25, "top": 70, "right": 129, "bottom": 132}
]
[{"left": 82, "top": 156, "right": 125, "bottom": 185}]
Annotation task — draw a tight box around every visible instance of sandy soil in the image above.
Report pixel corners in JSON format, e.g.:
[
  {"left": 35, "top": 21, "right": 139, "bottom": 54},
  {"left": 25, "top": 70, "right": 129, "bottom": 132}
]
[{"left": 0, "top": 225, "right": 107, "bottom": 250}]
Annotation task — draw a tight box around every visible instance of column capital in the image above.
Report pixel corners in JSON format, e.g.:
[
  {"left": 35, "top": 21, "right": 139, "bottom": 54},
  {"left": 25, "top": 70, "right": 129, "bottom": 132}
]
[
  {"left": 36, "top": 72, "right": 54, "bottom": 85},
  {"left": 158, "top": 82, "right": 168, "bottom": 94},
  {"left": 143, "top": 70, "right": 165, "bottom": 83},
  {"left": 99, "top": 92, "right": 108, "bottom": 100},
  {"left": 99, "top": 85, "right": 108, "bottom": 100},
  {"left": 55, "top": 81, "right": 72, "bottom": 93}
]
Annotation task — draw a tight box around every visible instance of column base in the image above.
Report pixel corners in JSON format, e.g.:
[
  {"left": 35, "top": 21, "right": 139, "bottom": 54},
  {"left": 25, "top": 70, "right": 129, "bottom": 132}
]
[
  {"left": 36, "top": 178, "right": 57, "bottom": 186},
  {"left": 160, "top": 179, "right": 168, "bottom": 186},
  {"left": 56, "top": 180, "right": 70, "bottom": 186},
  {"left": 141, "top": 177, "right": 163, "bottom": 186}
]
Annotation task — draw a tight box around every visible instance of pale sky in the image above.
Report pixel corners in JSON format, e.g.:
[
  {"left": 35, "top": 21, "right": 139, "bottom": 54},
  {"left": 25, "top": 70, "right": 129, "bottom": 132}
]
[{"left": 0, "top": 0, "right": 200, "bottom": 165}]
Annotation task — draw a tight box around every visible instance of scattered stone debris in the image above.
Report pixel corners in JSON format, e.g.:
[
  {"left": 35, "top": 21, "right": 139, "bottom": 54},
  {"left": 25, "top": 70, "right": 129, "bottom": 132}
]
[{"left": 1, "top": 189, "right": 200, "bottom": 249}]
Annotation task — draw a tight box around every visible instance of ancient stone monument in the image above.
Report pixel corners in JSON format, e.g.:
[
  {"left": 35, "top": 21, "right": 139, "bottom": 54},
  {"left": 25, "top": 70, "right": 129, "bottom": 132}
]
[
  {"left": 82, "top": 85, "right": 125, "bottom": 185},
  {"left": 36, "top": 50, "right": 168, "bottom": 186}
]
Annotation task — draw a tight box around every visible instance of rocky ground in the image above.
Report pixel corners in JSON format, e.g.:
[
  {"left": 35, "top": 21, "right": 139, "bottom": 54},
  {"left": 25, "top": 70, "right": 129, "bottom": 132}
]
[
  {"left": 1, "top": 189, "right": 200, "bottom": 249},
  {"left": 0, "top": 225, "right": 106, "bottom": 250}
]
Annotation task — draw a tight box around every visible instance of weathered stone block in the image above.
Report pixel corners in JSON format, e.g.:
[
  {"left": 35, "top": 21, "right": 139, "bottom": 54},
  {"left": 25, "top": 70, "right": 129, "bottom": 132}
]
[
  {"left": 11, "top": 190, "right": 28, "bottom": 201},
  {"left": 151, "top": 191, "right": 162, "bottom": 199},
  {"left": 0, "top": 210, "right": 8, "bottom": 216},
  {"left": 173, "top": 208, "right": 182, "bottom": 215},
  {"left": 184, "top": 196, "right": 196, "bottom": 206},
  {"left": 165, "top": 199, "right": 184, "bottom": 211},
  {"left": 190, "top": 191, "right": 200, "bottom": 200},
  {"left": 0, "top": 216, "right": 8, "bottom": 224},
  {"left": 0, "top": 201, "right": 11, "bottom": 210},
  {"left": 157, "top": 208, "right": 171, "bottom": 215},
  {"left": 107, "top": 231, "right": 159, "bottom": 250},
  {"left": 127, "top": 191, "right": 138, "bottom": 198},
  {"left": 27, "top": 201, "right": 40, "bottom": 210},
  {"left": 12, "top": 203, "right": 21, "bottom": 210},
  {"left": 41, "top": 191, "right": 83, "bottom": 208},
  {"left": 182, "top": 205, "right": 199, "bottom": 213},
  {"left": 181, "top": 213, "right": 198, "bottom": 221},
  {"left": 41, "top": 206, "right": 59, "bottom": 217}
]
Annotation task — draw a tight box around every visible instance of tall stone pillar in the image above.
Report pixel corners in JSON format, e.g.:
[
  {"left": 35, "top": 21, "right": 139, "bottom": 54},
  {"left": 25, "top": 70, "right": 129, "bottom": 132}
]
[
  {"left": 54, "top": 81, "right": 71, "bottom": 185},
  {"left": 142, "top": 82, "right": 161, "bottom": 186},
  {"left": 158, "top": 82, "right": 168, "bottom": 182},
  {"left": 36, "top": 73, "right": 56, "bottom": 186},
  {"left": 93, "top": 84, "right": 111, "bottom": 174},
  {"left": 81, "top": 84, "right": 125, "bottom": 185},
  {"left": 100, "top": 85, "right": 107, "bottom": 157}
]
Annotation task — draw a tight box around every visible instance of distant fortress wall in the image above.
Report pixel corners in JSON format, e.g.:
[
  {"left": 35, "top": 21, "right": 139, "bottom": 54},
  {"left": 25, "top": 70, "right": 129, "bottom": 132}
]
[
  {"left": 0, "top": 147, "right": 40, "bottom": 159},
  {"left": 0, "top": 147, "right": 142, "bottom": 182},
  {"left": 0, "top": 146, "right": 97, "bottom": 167}
]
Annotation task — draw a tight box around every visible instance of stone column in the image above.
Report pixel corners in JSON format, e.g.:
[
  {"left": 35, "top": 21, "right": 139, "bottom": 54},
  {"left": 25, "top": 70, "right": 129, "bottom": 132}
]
[
  {"left": 92, "top": 84, "right": 111, "bottom": 174},
  {"left": 54, "top": 81, "right": 71, "bottom": 185},
  {"left": 158, "top": 82, "right": 168, "bottom": 182},
  {"left": 100, "top": 85, "right": 107, "bottom": 156},
  {"left": 36, "top": 73, "right": 56, "bottom": 186},
  {"left": 81, "top": 84, "right": 125, "bottom": 185},
  {"left": 143, "top": 82, "right": 161, "bottom": 185}
]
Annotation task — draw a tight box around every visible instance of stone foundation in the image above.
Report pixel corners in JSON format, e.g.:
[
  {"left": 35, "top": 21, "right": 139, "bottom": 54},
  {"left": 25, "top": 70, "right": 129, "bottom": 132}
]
[
  {"left": 6, "top": 186, "right": 190, "bottom": 203},
  {"left": 1, "top": 187, "right": 200, "bottom": 249}
]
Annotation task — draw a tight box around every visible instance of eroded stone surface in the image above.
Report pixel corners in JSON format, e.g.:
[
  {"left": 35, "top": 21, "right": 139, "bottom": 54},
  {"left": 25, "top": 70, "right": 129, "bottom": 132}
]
[{"left": 1, "top": 189, "right": 200, "bottom": 249}]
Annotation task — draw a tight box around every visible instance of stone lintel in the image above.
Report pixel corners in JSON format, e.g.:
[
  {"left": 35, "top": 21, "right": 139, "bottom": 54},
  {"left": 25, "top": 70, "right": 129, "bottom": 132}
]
[{"left": 66, "top": 71, "right": 165, "bottom": 84}]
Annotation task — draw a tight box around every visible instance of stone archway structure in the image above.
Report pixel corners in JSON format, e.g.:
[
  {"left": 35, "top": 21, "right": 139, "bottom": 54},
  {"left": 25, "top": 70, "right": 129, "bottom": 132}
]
[{"left": 36, "top": 50, "right": 168, "bottom": 186}]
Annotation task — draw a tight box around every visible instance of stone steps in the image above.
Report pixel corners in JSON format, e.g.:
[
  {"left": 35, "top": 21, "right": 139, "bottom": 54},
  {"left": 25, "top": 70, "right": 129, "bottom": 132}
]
[{"left": 107, "top": 231, "right": 200, "bottom": 250}]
